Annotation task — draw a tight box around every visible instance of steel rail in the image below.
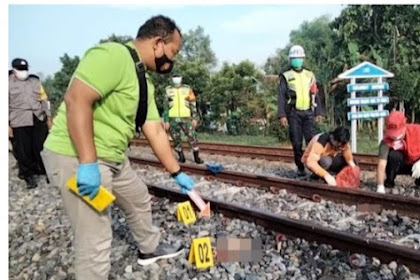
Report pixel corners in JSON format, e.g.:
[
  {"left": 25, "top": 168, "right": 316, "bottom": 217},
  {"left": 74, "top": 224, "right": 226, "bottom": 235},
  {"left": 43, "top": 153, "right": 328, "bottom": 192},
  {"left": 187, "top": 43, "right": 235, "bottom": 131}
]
[
  {"left": 131, "top": 156, "right": 420, "bottom": 219},
  {"left": 147, "top": 184, "right": 420, "bottom": 274},
  {"left": 130, "top": 138, "right": 377, "bottom": 171}
]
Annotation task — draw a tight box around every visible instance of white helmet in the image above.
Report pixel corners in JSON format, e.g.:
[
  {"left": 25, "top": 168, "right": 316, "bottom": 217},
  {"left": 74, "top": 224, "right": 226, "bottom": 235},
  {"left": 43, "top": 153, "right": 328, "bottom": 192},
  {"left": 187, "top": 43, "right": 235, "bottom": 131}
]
[{"left": 289, "top": 45, "right": 305, "bottom": 58}]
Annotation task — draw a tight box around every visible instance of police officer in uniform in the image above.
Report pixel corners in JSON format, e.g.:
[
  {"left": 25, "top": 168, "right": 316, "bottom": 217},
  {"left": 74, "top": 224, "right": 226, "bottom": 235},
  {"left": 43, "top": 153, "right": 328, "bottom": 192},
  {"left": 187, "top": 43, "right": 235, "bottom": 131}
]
[
  {"left": 9, "top": 58, "right": 52, "bottom": 188},
  {"left": 278, "top": 45, "right": 324, "bottom": 176},
  {"left": 163, "top": 73, "right": 203, "bottom": 164}
]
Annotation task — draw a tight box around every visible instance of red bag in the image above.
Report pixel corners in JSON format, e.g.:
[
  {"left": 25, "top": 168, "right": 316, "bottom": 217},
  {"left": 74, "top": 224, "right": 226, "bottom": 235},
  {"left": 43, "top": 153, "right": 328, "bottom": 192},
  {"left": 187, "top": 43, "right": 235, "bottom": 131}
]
[{"left": 336, "top": 166, "right": 360, "bottom": 189}]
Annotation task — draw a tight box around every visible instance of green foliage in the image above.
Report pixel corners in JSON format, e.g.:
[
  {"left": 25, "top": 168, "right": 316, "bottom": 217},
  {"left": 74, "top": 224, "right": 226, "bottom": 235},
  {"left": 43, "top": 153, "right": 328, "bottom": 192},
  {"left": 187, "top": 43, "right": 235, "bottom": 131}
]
[
  {"left": 202, "top": 60, "right": 265, "bottom": 135},
  {"left": 43, "top": 34, "right": 133, "bottom": 115},
  {"left": 331, "top": 5, "right": 420, "bottom": 122},
  {"left": 45, "top": 6, "right": 420, "bottom": 140},
  {"left": 99, "top": 34, "right": 133, "bottom": 44},
  {"left": 43, "top": 54, "right": 80, "bottom": 114},
  {"left": 179, "top": 26, "right": 217, "bottom": 68}
]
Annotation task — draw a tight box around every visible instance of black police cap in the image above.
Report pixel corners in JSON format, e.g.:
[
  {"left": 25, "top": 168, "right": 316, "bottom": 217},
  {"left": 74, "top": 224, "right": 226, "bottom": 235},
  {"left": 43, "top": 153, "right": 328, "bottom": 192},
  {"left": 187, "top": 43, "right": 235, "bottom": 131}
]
[{"left": 12, "top": 58, "right": 29, "bottom": 71}]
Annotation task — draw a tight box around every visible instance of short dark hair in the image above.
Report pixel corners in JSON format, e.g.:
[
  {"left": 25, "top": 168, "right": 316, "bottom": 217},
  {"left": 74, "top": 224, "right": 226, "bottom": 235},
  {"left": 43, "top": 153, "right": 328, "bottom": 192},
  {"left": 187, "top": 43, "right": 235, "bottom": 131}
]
[
  {"left": 331, "top": 126, "right": 350, "bottom": 144},
  {"left": 136, "top": 15, "right": 181, "bottom": 42}
]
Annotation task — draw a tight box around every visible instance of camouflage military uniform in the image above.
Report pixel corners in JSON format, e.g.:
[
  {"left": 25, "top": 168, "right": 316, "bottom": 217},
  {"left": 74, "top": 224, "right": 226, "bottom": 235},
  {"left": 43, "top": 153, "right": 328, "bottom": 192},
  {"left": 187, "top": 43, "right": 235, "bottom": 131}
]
[
  {"left": 164, "top": 84, "right": 199, "bottom": 152},
  {"left": 169, "top": 117, "right": 199, "bottom": 152}
]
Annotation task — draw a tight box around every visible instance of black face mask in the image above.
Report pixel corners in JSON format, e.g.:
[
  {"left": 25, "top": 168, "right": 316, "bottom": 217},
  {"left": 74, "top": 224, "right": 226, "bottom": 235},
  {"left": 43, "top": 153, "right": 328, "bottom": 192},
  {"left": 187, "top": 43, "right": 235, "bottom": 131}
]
[{"left": 155, "top": 53, "right": 174, "bottom": 74}]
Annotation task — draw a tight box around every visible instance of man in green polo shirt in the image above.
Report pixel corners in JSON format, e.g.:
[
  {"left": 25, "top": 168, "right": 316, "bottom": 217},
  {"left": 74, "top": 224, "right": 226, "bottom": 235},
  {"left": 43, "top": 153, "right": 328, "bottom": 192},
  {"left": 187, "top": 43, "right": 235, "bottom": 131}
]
[{"left": 41, "top": 15, "right": 194, "bottom": 279}]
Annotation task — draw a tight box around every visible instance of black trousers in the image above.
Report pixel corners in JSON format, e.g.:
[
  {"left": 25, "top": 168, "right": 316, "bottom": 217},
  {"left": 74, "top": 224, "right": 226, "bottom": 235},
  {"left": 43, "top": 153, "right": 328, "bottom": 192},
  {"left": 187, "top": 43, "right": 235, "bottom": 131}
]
[
  {"left": 385, "top": 150, "right": 414, "bottom": 188},
  {"left": 319, "top": 155, "right": 348, "bottom": 174},
  {"left": 11, "top": 115, "right": 48, "bottom": 179},
  {"left": 288, "top": 109, "right": 317, "bottom": 171}
]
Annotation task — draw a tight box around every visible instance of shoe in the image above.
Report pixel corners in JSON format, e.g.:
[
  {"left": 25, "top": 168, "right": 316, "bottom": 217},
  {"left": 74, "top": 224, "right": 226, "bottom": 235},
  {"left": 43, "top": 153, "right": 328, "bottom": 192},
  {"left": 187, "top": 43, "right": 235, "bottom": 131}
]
[
  {"left": 296, "top": 168, "right": 306, "bottom": 177},
  {"left": 24, "top": 176, "right": 38, "bottom": 189},
  {"left": 384, "top": 180, "right": 395, "bottom": 189},
  {"left": 376, "top": 185, "right": 385, "bottom": 194},
  {"left": 137, "top": 243, "right": 184, "bottom": 266},
  {"left": 177, "top": 151, "right": 186, "bottom": 163},
  {"left": 193, "top": 151, "right": 204, "bottom": 164}
]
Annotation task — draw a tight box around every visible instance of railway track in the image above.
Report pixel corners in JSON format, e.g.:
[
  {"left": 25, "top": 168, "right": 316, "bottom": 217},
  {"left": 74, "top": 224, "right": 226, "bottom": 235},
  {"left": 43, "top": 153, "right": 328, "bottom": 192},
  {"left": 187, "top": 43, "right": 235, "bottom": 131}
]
[
  {"left": 130, "top": 156, "right": 420, "bottom": 219},
  {"left": 147, "top": 184, "right": 420, "bottom": 274},
  {"left": 130, "top": 138, "right": 378, "bottom": 171}
]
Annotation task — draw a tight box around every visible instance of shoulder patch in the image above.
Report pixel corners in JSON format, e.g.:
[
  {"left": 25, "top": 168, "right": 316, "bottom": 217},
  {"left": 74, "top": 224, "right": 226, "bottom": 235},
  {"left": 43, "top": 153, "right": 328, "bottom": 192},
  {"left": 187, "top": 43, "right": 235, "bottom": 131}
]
[{"left": 28, "top": 74, "right": 40, "bottom": 80}]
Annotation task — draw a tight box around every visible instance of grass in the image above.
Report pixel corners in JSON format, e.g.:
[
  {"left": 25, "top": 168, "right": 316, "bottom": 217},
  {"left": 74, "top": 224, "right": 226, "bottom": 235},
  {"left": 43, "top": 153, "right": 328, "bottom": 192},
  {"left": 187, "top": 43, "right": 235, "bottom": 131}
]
[
  {"left": 357, "top": 133, "right": 380, "bottom": 154},
  {"left": 198, "top": 132, "right": 284, "bottom": 147},
  {"left": 196, "top": 131, "right": 378, "bottom": 154}
]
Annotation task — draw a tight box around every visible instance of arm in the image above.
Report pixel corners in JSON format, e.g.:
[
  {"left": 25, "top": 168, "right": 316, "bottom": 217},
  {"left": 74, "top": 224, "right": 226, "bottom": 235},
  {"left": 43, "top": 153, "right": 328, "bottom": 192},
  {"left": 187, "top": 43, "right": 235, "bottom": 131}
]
[
  {"left": 277, "top": 74, "right": 288, "bottom": 119},
  {"left": 310, "top": 75, "right": 324, "bottom": 117},
  {"left": 314, "top": 92, "right": 324, "bottom": 116},
  {"left": 188, "top": 89, "right": 199, "bottom": 121},
  {"left": 64, "top": 77, "right": 100, "bottom": 163},
  {"left": 40, "top": 84, "right": 53, "bottom": 128},
  {"left": 342, "top": 144, "right": 356, "bottom": 167},
  {"left": 142, "top": 121, "right": 180, "bottom": 174},
  {"left": 377, "top": 159, "right": 387, "bottom": 185},
  {"left": 163, "top": 88, "right": 169, "bottom": 123},
  {"left": 305, "top": 147, "right": 328, "bottom": 178},
  {"left": 162, "top": 88, "right": 170, "bottom": 130},
  {"left": 377, "top": 141, "right": 390, "bottom": 185},
  {"left": 143, "top": 84, "right": 194, "bottom": 192}
]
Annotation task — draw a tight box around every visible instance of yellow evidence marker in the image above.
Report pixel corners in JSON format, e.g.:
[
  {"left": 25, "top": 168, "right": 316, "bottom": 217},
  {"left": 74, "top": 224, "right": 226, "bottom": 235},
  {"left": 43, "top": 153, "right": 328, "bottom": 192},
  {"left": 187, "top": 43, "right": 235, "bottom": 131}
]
[
  {"left": 188, "top": 237, "right": 214, "bottom": 269},
  {"left": 177, "top": 201, "right": 197, "bottom": 225},
  {"left": 66, "top": 175, "right": 116, "bottom": 212}
]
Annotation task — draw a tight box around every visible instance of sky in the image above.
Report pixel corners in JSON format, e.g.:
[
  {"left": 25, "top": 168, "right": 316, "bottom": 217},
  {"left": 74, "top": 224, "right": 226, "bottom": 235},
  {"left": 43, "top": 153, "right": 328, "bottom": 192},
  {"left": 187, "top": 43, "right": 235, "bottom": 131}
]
[{"left": 8, "top": 4, "right": 346, "bottom": 78}]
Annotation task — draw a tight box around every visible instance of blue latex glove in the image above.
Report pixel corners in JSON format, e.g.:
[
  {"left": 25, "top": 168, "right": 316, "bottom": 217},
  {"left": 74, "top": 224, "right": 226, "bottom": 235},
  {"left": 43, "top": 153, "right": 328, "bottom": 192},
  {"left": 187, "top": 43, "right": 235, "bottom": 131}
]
[
  {"left": 174, "top": 172, "right": 194, "bottom": 194},
  {"left": 206, "top": 163, "right": 224, "bottom": 175},
  {"left": 77, "top": 162, "right": 101, "bottom": 200}
]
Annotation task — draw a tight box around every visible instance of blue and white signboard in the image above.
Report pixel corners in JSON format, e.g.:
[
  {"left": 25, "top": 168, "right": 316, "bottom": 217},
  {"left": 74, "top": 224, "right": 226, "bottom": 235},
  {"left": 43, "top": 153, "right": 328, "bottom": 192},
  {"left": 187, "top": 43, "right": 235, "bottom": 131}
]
[
  {"left": 338, "top": 62, "right": 394, "bottom": 152},
  {"left": 347, "top": 110, "right": 389, "bottom": 120},
  {"left": 347, "top": 83, "right": 389, "bottom": 93},
  {"left": 347, "top": 97, "right": 389, "bottom": 107},
  {"left": 339, "top": 62, "right": 394, "bottom": 79}
]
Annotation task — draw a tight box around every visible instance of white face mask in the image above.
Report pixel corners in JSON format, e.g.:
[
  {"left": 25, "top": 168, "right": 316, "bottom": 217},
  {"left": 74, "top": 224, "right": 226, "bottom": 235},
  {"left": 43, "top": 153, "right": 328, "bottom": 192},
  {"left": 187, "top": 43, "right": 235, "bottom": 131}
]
[
  {"left": 172, "top": 77, "right": 182, "bottom": 85},
  {"left": 14, "top": 70, "right": 29, "bottom": 80}
]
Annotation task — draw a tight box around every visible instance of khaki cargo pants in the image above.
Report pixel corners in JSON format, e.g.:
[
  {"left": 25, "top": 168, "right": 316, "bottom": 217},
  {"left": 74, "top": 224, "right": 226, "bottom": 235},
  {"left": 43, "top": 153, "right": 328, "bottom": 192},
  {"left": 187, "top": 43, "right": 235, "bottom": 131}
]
[{"left": 41, "top": 149, "right": 161, "bottom": 280}]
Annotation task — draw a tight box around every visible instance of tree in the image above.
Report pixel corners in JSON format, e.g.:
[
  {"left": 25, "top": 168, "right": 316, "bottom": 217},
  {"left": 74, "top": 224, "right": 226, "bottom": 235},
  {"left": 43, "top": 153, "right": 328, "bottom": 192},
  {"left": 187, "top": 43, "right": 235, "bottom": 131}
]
[
  {"left": 151, "top": 26, "right": 216, "bottom": 121},
  {"left": 179, "top": 26, "right": 217, "bottom": 68},
  {"left": 99, "top": 34, "right": 133, "bottom": 44},
  {"left": 331, "top": 5, "right": 420, "bottom": 122},
  {"left": 43, "top": 54, "right": 80, "bottom": 114},
  {"left": 203, "top": 60, "right": 263, "bottom": 134}
]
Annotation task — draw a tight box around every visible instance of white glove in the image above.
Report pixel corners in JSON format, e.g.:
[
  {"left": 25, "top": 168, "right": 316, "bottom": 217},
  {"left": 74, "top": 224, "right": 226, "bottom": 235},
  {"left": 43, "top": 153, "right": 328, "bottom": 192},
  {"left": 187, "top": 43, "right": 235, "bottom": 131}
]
[
  {"left": 376, "top": 184, "right": 385, "bottom": 194},
  {"left": 412, "top": 159, "right": 420, "bottom": 179},
  {"left": 324, "top": 173, "right": 337, "bottom": 186}
]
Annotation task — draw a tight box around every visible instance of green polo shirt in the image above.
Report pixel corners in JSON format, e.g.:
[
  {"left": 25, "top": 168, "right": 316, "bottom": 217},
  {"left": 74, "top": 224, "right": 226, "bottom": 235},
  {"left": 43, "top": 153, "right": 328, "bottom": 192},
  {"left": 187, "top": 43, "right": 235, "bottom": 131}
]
[{"left": 44, "top": 41, "right": 160, "bottom": 163}]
